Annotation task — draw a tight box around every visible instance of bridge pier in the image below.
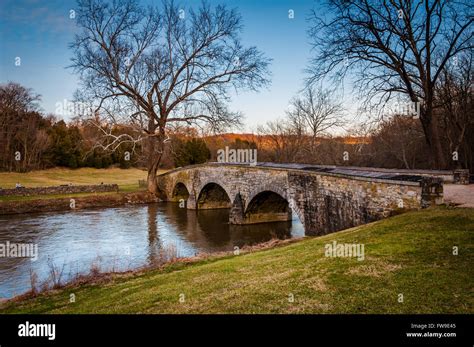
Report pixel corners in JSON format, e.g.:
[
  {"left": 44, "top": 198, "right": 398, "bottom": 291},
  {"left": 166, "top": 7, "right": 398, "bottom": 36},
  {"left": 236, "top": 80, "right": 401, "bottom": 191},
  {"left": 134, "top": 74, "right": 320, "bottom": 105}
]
[
  {"left": 229, "top": 193, "right": 245, "bottom": 224},
  {"left": 186, "top": 194, "right": 197, "bottom": 209}
]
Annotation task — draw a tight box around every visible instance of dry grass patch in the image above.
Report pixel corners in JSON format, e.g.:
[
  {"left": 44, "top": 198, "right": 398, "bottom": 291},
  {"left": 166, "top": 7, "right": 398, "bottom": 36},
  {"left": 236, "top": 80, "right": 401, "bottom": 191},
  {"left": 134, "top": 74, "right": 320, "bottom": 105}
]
[{"left": 346, "top": 259, "right": 402, "bottom": 277}]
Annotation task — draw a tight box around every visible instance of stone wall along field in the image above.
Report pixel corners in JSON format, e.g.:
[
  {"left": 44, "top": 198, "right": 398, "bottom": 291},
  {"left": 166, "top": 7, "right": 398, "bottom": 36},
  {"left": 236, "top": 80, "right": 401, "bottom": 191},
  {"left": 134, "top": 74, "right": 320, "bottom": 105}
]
[{"left": 0, "top": 184, "right": 119, "bottom": 197}]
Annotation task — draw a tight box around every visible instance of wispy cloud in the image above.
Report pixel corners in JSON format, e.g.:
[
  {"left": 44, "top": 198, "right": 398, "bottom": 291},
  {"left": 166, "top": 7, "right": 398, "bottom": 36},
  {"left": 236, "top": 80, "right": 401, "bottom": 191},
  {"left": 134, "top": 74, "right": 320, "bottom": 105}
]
[{"left": 0, "top": 0, "right": 77, "bottom": 38}]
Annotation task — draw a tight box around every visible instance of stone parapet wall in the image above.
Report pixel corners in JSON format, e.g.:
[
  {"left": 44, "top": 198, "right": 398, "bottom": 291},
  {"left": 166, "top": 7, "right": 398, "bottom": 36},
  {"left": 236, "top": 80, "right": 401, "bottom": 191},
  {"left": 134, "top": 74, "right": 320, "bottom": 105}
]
[{"left": 453, "top": 169, "right": 470, "bottom": 185}]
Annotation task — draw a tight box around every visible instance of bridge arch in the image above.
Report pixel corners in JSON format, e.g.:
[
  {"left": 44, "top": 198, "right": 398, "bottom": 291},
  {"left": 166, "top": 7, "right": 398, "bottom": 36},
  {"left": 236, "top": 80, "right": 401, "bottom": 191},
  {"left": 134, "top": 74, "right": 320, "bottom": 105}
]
[
  {"left": 197, "top": 182, "right": 232, "bottom": 209},
  {"left": 243, "top": 190, "right": 292, "bottom": 224},
  {"left": 171, "top": 182, "right": 190, "bottom": 202},
  {"left": 245, "top": 185, "right": 290, "bottom": 209},
  {"left": 243, "top": 185, "right": 305, "bottom": 225}
]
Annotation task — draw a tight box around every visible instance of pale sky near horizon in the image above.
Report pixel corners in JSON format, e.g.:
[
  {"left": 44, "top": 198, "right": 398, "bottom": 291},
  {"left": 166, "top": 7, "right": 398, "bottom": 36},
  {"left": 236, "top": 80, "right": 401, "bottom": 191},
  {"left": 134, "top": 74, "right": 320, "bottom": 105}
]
[{"left": 0, "top": 0, "right": 358, "bottom": 133}]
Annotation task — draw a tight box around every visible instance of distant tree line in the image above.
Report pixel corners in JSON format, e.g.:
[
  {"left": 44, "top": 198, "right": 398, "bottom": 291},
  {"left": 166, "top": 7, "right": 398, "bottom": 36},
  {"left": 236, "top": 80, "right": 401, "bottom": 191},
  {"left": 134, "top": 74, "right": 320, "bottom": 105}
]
[
  {"left": 0, "top": 82, "right": 215, "bottom": 172},
  {"left": 2, "top": 81, "right": 472, "bottom": 174},
  {"left": 0, "top": 83, "right": 140, "bottom": 172},
  {"left": 256, "top": 113, "right": 473, "bottom": 172}
]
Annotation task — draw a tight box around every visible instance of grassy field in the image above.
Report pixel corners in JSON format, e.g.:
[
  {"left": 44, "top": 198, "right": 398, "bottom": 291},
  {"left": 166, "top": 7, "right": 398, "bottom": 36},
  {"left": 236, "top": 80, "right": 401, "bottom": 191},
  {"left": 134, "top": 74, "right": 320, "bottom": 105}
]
[
  {"left": 1, "top": 207, "right": 472, "bottom": 314},
  {"left": 0, "top": 167, "right": 165, "bottom": 201},
  {"left": 0, "top": 167, "right": 148, "bottom": 189}
]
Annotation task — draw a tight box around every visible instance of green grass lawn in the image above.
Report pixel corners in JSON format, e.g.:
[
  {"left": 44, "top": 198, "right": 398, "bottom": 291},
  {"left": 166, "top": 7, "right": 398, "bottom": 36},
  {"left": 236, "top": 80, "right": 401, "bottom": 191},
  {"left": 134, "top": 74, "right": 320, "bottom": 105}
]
[{"left": 1, "top": 207, "right": 472, "bottom": 314}]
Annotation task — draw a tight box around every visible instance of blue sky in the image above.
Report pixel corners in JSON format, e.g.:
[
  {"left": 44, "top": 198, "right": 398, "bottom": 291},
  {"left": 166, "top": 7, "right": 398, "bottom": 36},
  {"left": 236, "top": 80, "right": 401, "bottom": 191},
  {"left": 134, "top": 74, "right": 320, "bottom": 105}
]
[{"left": 0, "top": 0, "right": 326, "bottom": 132}]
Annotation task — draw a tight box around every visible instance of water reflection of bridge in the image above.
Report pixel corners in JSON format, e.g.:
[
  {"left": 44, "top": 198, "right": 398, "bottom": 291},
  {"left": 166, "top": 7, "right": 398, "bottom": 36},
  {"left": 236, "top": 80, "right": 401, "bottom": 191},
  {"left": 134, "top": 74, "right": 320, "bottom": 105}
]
[{"left": 145, "top": 203, "right": 299, "bottom": 264}]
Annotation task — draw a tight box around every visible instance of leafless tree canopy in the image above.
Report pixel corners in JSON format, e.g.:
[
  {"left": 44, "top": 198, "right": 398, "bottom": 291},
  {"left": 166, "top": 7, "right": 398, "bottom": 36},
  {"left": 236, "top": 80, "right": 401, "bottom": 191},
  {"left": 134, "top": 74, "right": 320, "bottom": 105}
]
[
  {"left": 70, "top": 0, "right": 271, "bottom": 191},
  {"left": 257, "top": 119, "right": 307, "bottom": 163},
  {"left": 307, "top": 0, "right": 473, "bottom": 168},
  {"left": 0, "top": 83, "right": 41, "bottom": 113},
  {"left": 0, "top": 83, "right": 48, "bottom": 172},
  {"left": 436, "top": 51, "right": 473, "bottom": 161},
  {"left": 287, "top": 87, "right": 345, "bottom": 138}
]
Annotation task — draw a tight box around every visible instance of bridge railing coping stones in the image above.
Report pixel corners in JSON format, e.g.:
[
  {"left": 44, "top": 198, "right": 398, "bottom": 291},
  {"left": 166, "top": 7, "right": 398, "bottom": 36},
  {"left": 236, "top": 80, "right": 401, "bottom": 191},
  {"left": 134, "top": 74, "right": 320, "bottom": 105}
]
[{"left": 158, "top": 163, "right": 425, "bottom": 187}]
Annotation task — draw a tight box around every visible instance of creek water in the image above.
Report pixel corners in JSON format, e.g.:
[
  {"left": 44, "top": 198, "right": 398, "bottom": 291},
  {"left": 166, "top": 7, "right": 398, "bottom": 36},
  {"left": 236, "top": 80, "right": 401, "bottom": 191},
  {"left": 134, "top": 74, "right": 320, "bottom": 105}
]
[{"left": 0, "top": 203, "right": 304, "bottom": 299}]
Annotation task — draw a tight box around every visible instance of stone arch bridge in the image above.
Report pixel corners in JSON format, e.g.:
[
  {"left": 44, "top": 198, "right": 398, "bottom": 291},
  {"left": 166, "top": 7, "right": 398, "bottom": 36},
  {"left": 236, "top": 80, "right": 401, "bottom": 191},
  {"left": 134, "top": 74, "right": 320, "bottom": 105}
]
[{"left": 156, "top": 163, "right": 443, "bottom": 236}]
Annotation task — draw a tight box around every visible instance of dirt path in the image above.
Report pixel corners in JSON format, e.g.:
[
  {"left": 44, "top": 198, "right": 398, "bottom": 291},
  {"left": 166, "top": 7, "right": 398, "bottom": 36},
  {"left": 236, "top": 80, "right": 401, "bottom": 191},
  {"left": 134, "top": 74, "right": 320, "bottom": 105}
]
[{"left": 443, "top": 184, "right": 474, "bottom": 208}]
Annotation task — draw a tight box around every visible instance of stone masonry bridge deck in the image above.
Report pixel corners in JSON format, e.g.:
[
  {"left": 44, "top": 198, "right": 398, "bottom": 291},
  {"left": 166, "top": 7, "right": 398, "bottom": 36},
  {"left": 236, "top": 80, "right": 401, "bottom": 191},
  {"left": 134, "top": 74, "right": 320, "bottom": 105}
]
[{"left": 156, "top": 163, "right": 444, "bottom": 236}]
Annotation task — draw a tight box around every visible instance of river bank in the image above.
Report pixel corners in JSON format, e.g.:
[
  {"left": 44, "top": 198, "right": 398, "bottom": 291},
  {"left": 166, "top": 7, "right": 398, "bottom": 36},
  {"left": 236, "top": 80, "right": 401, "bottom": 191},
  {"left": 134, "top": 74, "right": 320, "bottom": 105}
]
[
  {"left": 1, "top": 237, "right": 298, "bottom": 306},
  {"left": 0, "top": 191, "right": 159, "bottom": 215},
  {"left": 0, "top": 167, "right": 158, "bottom": 215},
  {"left": 0, "top": 201, "right": 303, "bottom": 299}
]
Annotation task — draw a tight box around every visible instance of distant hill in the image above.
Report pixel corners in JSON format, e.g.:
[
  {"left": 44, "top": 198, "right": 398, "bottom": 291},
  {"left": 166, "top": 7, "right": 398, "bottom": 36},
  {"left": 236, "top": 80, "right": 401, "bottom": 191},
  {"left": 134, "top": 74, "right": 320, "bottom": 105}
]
[{"left": 203, "top": 133, "right": 370, "bottom": 146}]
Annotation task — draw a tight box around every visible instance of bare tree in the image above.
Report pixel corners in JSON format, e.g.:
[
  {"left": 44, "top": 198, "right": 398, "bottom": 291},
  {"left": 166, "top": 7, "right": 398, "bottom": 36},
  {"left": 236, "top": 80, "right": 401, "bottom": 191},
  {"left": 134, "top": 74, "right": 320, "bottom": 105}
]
[
  {"left": 436, "top": 51, "right": 473, "bottom": 169},
  {"left": 286, "top": 86, "right": 345, "bottom": 154},
  {"left": 70, "top": 0, "right": 271, "bottom": 192},
  {"left": 0, "top": 83, "right": 44, "bottom": 171},
  {"left": 257, "top": 120, "right": 305, "bottom": 163},
  {"left": 372, "top": 115, "right": 427, "bottom": 169},
  {"left": 308, "top": 0, "right": 473, "bottom": 169}
]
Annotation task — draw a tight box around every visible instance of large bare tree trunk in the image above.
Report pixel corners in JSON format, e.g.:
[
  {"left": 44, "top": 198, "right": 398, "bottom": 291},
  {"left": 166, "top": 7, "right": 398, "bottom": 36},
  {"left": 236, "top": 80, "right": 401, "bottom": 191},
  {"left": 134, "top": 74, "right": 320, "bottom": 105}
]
[
  {"left": 147, "top": 161, "right": 159, "bottom": 194},
  {"left": 146, "top": 120, "right": 166, "bottom": 194},
  {"left": 423, "top": 108, "right": 447, "bottom": 169},
  {"left": 430, "top": 121, "right": 446, "bottom": 170},
  {"left": 146, "top": 119, "right": 159, "bottom": 194}
]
